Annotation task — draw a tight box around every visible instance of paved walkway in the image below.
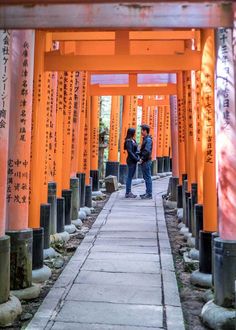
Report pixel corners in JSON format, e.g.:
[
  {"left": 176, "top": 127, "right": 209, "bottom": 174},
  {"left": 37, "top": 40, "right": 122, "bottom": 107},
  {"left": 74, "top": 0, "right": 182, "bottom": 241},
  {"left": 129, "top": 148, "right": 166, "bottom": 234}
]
[{"left": 28, "top": 177, "right": 185, "bottom": 330}]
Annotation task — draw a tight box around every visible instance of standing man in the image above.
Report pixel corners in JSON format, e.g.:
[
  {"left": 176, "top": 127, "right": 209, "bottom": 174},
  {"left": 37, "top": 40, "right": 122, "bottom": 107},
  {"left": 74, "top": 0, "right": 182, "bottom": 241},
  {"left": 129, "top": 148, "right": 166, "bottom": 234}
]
[{"left": 140, "top": 124, "right": 153, "bottom": 199}]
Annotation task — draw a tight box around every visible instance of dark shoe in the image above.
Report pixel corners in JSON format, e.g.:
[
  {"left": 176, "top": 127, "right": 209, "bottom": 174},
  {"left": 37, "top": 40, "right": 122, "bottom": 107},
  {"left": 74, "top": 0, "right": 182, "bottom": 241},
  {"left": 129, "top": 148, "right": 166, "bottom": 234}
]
[
  {"left": 125, "top": 192, "right": 137, "bottom": 198},
  {"left": 140, "top": 193, "right": 152, "bottom": 200},
  {"left": 139, "top": 193, "right": 146, "bottom": 198}
]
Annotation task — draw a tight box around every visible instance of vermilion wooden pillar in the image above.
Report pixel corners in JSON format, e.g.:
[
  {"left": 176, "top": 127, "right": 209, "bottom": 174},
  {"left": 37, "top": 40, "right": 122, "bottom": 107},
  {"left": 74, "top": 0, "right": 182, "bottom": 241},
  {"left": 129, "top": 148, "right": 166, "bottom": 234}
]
[
  {"left": 163, "top": 100, "right": 171, "bottom": 173},
  {"left": 195, "top": 71, "right": 203, "bottom": 204},
  {"left": 6, "top": 30, "right": 35, "bottom": 295},
  {"left": 119, "top": 95, "right": 131, "bottom": 183},
  {"left": 90, "top": 96, "right": 100, "bottom": 191},
  {"left": 106, "top": 95, "right": 120, "bottom": 179},
  {"left": 70, "top": 71, "right": 80, "bottom": 177},
  {"left": 185, "top": 71, "right": 196, "bottom": 192},
  {"left": 157, "top": 105, "right": 165, "bottom": 173},
  {"left": 0, "top": 30, "right": 11, "bottom": 238},
  {"left": 83, "top": 95, "right": 91, "bottom": 185},
  {"left": 0, "top": 30, "right": 13, "bottom": 309},
  {"left": 55, "top": 71, "right": 64, "bottom": 197},
  {"left": 170, "top": 95, "right": 179, "bottom": 176},
  {"left": 77, "top": 71, "right": 88, "bottom": 173},
  {"left": 191, "top": 30, "right": 217, "bottom": 287},
  {"left": 29, "top": 31, "right": 48, "bottom": 228},
  {"left": 120, "top": 96, "right": 130, "bottom": 166},
  {"left": 142, "top": 95, "right": 149, "bottom": 124},
  {"left": 61, "top": 71, "right": 75, "bottom": 189},
  {"left": 201, "top": 33, "right": 217, "bottom": 234},
  {"left": 177, "top": 72, "right": 186, "bottom": 184},
  {"left": 7, "top": 30, "right": 35, "bottom": 231}
]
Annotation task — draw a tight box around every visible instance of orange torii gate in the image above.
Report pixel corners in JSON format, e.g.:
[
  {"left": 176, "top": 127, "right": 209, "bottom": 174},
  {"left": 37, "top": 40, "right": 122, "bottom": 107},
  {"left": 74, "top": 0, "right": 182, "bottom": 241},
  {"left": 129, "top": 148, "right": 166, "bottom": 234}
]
[{"left": 1, "top": 11, "right": 236, "bottom": 326}]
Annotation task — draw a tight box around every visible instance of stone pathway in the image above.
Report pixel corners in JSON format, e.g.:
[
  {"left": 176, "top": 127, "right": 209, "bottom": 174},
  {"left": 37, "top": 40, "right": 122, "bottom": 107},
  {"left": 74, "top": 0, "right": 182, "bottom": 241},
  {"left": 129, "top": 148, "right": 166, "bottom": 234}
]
[{"left": 27, "top": 177, "right": 185, "bottom": 330}]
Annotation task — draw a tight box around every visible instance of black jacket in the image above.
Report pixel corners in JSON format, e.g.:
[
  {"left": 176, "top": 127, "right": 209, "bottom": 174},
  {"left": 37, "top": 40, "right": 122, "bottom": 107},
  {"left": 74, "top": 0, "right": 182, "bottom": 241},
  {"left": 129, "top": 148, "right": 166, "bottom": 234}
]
[
  {"left": 140, "top": 135, "right": 153, "bottom": 162},
  {"left": 125, "top": 139, "right": 139, "bottom": 164}
]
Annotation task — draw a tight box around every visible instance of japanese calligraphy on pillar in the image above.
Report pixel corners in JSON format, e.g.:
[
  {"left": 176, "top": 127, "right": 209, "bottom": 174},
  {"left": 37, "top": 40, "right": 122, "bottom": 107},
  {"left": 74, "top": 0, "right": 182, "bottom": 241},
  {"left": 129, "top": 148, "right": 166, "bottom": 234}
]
[
  {"left": 70, "top": 71, "right": 80, "bottom": 176},
  {"left": 49, "top": 41, "right": 58, "bottom": 180},
  {"left": 131, "top": 95, "right": 138, "bottom": 128},
  {"left": 77, "top": 71, "right": 88, "bottom": 173},
  {"left": 91, "top": 96, "right": 100, "bottom": 170},
  {"left": 0, "top": 30, "right": 11, "bottom": 236},
  {"left": 109, "top": 96, "right": 120, "bottom": 161},
  {"left": 157, "top": 106, "right": 164, "bottom": 157},
  {"left": 44, "top": 70, "right": 52, "bottom": 184},
  {"left": 54, "top": 71, "right": 64, "bottom": 194},
  {"left": 216, "top": 28, "right": 236, "bottom": 239},
  {"left": 7, "top": 31, "right": 34, "bottom": 229},
  {"left": 163, "top": 104, "right": 171, "bottom": 157}
]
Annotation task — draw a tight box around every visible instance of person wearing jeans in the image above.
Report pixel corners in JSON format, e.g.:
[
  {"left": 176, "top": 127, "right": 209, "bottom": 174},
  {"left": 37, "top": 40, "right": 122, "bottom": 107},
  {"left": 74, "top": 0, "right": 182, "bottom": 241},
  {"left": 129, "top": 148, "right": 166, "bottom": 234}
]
[
  {"left": 124, "top": 128, "right": 139, "bottom": 198},
  {"left": 139, "top": 124, "right": 153, "bottom": 199}
]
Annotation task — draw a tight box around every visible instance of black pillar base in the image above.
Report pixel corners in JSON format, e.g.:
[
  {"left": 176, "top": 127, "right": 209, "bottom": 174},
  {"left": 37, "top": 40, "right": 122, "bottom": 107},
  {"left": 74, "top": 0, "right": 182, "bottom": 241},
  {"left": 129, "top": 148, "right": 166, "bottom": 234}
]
[
  {"left": 105, "top": 161, "right": 120, "bottom": 180},
  {"left": 185, "top": 193, "right": 191, "bottom": 229},
  {"left": 137, "top": 163, "right": 143, "bottom": 178},
  {"left": 214, "top": 237, "right": 236, "bottom": 308},
  {"left": 85, "top": 185, "right": 92, "bottom": 208},
  {"left": 90, "top": 170, "right": 99, "bottom": 191},
  {"left": 119, "top": 164, "right": 128, "bottom": 184},
  {"left": 182, "top": 178, "right": 188, "bottom": 224},
  {"left": 6, "top": 229, "right": 33, "bottom": 290},
  {"left": 170, "top": 176, "right": 179, "bottom": 201},
  {"left": 57, "top": 197, "right": 65, "bottom": 233},
  {"left": 194, "top": 204, "right": 203, "bottom": 250},
  {"left": 163, "top": 156, "right": 170, "bottom": 172},
  {"left": 177, "top": 184, "right": 183, "bottom": 208},
  {"left": 211, "top": 232, "right": 219, "bottom": 286},
  {"left": 40, "top": 203, "right": 51, "bottom": 249},
  {"left": 0, "top": 235, "right": 10, "bottom": 304},
  {"left": 157, "top": 157, "right": 164, "bottom": 173},
  {"left": 170, "top": 158, "right": 172, "bottom": 172},
  {"left": 190, "top": 183, "right": 198, "bottom": 236},
  {"left": 48, "top": 182, "right": 57, "bottom": 235},
  {"left": 187, "top": 196, "right": 192, "bottom": 232},
  {"left": 151, "top": 159, "right": 157, "bottom": 176},
  {"left": 199, "top": 230, "right": 212, "bottom": 274},
  {"left": 32, "top": 228, "right": 44, "bottom": 271},
  {"left": 77, "top": 172, "right": 86, "bottom": 207},
  {"left": 62, "top": 189, "right": 72, "bottom": 226}
]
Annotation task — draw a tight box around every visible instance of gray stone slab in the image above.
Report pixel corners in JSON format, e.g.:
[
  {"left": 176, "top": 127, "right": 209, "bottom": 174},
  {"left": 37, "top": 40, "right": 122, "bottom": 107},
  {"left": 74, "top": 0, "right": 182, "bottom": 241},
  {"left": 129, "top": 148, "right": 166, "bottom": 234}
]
[
  {"left": 66, "top": 283, "right": 162, "bottom": 305},
  {"left": 94, "top": 238, "right": 157, "bottom": 247},
  {"left": 56, "top": 301, "right": 163, "bottom": 328},
  {"left": 75, "top": 270, "right": 162, "bottom": 287},
  {"left": 83, "top": 259, "right": 160, "bottom": 274},
  {"left": 88, "top": 251, "right": 159, "bottom": 262},
  {"left": 91, "top": 244, "right": 159, "bottom": 254},
  {"left": 166, "top": 306, "right": 185, "bottom": 330},
  {"left": 101, "top": 223, "right": 157, "bottom": 232},
  {"left": 97, "top": 231, "right": 157, "bottom": 239},
  {"left": 52, "top": 322, "right": 162, "bottom": 330}
]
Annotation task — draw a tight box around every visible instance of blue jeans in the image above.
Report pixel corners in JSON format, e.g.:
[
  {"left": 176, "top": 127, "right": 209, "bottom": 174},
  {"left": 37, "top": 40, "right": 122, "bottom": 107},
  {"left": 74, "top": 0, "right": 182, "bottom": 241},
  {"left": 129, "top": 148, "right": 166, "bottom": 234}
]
[
  {"left": 141, "top": 160, "right": 152, "bottom": 195},
  {"left": 126, "top": 163, "right": 137, "bottom": 194}
]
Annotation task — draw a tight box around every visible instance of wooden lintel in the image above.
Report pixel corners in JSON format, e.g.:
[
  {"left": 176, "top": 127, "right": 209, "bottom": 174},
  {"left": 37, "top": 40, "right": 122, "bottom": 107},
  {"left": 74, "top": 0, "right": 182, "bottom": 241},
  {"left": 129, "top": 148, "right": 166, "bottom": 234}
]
[
  {"left": 138, "top": 98, "right": 169, "bottom": 107},
  {"left": 88, "top": 83, "right": 177, "bottom": 96},
  {"left": 0, "top": 2, "right": 233, "bottom": 29},
  {"left": 44, "top": 50, "right": 201, "bottom": 71},
  {"left": 51, "top": 30, "right": 197, "bottom": 41}
]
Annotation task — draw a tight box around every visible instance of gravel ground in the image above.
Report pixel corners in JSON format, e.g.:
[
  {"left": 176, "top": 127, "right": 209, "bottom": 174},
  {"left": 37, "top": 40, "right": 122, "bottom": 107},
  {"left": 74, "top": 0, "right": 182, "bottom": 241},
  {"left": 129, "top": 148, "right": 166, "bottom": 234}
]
[
  {"left": 1, "top": 196, "right": 108, "bottom": 330},
  {"left": 164, "top": 206, "right": 209, "bottom": 330}
]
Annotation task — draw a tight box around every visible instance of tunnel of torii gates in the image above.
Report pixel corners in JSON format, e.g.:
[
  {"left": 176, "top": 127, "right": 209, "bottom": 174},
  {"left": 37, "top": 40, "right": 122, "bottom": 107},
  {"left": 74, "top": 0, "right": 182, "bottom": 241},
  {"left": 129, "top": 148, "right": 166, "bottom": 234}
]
[{"left": 0, "top": 1, "right": 236, "bottom": 327}]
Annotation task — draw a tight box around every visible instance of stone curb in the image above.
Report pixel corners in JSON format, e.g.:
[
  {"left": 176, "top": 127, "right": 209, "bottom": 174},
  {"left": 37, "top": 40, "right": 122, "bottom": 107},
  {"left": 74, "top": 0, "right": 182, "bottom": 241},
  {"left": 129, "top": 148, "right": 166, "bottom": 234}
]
[
  {"left": 155, "top": 185, "right": 185, "bottom": 330},
  {"left": 26, "top": 190, "right": 119, "bottom": 330}
]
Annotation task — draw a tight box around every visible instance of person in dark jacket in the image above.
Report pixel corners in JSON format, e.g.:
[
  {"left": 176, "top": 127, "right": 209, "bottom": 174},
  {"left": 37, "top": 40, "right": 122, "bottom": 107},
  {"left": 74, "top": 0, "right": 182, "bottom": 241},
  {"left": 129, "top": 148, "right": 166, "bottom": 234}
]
[
  {"left": 139, "top": 124, "right": 153, "bottom": 199},
  {"left": 124, "top": 128, "right": 139, "bottom": 198}
]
